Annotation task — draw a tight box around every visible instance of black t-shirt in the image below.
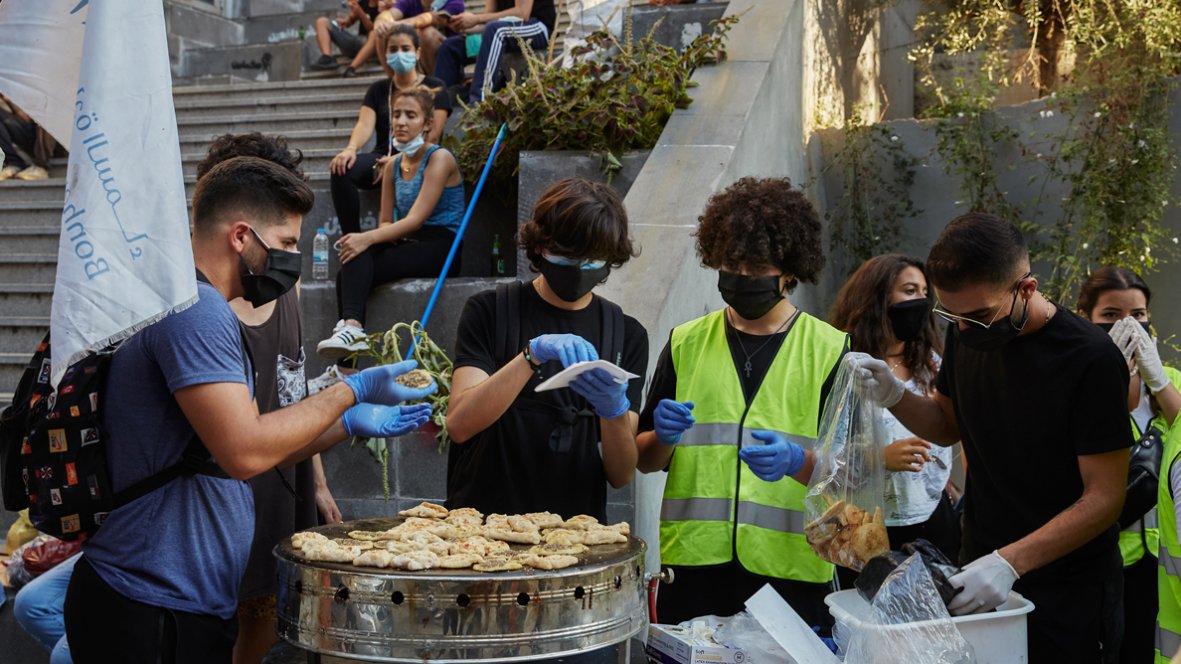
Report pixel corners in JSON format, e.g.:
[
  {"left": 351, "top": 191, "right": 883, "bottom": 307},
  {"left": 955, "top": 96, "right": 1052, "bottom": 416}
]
[
  {"left": 639, "top": 315, "right": 845, "bottom": 442},
  {"left": 505, "top": 0, "right": 557, "bottom": 34},
  {"left": 935, "top": 306, "right": 1132, "bottom": 582},
  {"left": 361, "top": 76, "right": 453, "bottom": 155},
  {"left": 447, "top": 282, "right": 649, "bottom": 521}
]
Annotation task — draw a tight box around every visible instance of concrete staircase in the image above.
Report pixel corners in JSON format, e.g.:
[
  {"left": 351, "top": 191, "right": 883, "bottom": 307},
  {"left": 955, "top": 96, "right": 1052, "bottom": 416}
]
[{"left": 0, "top": 73, "right": 384, "bottom": 399}]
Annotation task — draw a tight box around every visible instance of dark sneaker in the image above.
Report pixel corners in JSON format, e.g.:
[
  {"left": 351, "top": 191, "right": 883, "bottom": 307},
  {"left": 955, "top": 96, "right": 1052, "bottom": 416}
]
[
  {"left": 310, "top": 54, "right": 339, "bottom": 70},
  {"left": 342, "top": 66, "right": 357, "bottom": 78}
]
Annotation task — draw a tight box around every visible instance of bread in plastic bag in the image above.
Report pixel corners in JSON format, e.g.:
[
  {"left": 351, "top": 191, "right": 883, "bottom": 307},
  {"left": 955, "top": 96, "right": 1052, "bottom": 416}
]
[
  {"left": 838, "top": 553, "right": 976, "bottom": 664},
  {"left": 804, "top": 357, "right": 889, "bottom": 571}
]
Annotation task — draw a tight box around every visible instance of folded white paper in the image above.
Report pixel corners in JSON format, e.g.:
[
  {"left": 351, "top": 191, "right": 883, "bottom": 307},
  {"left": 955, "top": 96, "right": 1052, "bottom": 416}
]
[
  {"left": 745, "top": 584, "right": 841, "bottom": 664},
  {"left": 534, "top": 360, "right": 639, "bottom": 392}
]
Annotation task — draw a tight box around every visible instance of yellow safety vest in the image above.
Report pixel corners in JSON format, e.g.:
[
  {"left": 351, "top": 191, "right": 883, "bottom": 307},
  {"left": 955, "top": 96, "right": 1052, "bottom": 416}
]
[
  {"left": 660, "top": 309, "right": 847, "bottom": 582},
  {"left": 1149, "top": 366, "right": 1181, "bottom": 663},
  {"left": 1124, "top": 367, "right": 1181, "bottom": 567}
]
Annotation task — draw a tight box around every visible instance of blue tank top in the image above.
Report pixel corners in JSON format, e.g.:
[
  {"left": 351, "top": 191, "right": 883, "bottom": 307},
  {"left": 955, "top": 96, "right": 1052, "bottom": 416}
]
[{"left": 394, "top": 145, "right": 464, "bottom": 233}]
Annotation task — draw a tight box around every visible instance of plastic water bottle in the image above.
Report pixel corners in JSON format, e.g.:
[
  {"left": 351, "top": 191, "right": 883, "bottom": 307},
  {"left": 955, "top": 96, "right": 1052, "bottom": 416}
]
[
  {"left": 491, "top": 234, "right": 505, "bottom": 276},
  {"left": 313, "top": 228, "right": 330, "bottom": 281}
]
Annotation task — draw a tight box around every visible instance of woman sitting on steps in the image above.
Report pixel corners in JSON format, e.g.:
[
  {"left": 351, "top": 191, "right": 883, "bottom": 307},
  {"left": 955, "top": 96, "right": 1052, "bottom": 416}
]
[{"left": 317, "top": 86, "right": 464, "bottom": 359}]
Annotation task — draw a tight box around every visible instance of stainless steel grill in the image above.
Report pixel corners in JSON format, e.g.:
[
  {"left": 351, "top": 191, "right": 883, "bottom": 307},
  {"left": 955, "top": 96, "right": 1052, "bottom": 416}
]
[{"left": 274, "top": 518, "right": 648, "bottom": 663}]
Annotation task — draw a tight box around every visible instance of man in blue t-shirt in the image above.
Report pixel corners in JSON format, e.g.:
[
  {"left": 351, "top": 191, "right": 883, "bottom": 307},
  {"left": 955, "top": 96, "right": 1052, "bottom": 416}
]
[{"left": 61, "top": 156, "right": 437, "bottom": 664}]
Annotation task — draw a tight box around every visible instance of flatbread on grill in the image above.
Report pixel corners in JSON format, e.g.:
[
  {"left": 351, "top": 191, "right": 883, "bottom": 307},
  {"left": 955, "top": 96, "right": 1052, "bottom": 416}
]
[
  {"left": 524, "top": 512, "right": 564, "bottom": 529},
  {"left": 353, "top": 549, "right": 395, "bottom": 568},
  {"left": 302, "top": 542, "right": 361, "bottom": 563},
  {"left": 473, "top": 556, "right": 523, "bottom": 572},
  {"left": 582, "top": 528, "right": 627, "bottom": 546},
  {"left": 291, "top": 532, "right": 330, "bottom": 549},
  {"left": 528, "top": 541, "right": 589, "bottom": 556},
  {"left": 392, "top": 550, "right": 440, "bottom": 571},
  {"left": 347, "top": 530, "right": 399, "bottom": 541},
  {"left": 561, "top": 515, "right": 600, "bottom": 531},
  {"left": 399, "top": 502, "right": 449, "bottom": 519},
  {"left": 332, "top": 538, "right": 375, "bottom": 550},
  {"left": 483, "top": 528, "right": 541, "bottom": 545},
  {"left": 519, "top": 554, "right": 580, "bottom": 571},
  {"left": 438, "top": 553, "right": 484, "bottom": 569}
]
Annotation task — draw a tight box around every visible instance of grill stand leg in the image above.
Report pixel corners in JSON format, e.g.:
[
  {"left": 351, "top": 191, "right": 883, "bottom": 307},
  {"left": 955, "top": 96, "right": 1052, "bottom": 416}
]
[{"left": 305, "top": 651, "right": 321, "bottom": 664}]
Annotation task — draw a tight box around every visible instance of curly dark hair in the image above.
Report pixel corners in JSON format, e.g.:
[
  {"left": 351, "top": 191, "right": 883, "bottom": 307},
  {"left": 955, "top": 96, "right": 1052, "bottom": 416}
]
[
  {"left": 829, "top": 254, "right": 943, "bottom": 394},
  {"left": 519, "top": 178, "right": 638, "bottom": 270},
  {"left": 196, "top": 133, "right": 305, "bottom": 181},
  {"left": 694, "top": 177, "right": 824, "bottom": 292}
]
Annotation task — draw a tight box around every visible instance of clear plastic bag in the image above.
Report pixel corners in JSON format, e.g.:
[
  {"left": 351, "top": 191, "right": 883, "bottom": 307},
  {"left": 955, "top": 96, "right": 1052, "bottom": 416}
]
[
  {"left": 838, "top": 553, "right": 976, "bottom": 664},
  {"left": 713, "top": 611, "right": 793, "bottom": 664},
  {"left": 804, "top": 358, "right": 889, "bottom": 570}
]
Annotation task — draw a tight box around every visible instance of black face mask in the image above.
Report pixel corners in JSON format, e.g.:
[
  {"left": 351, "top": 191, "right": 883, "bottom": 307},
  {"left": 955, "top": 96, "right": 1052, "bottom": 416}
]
[
  {"left": 887, "top": 298, "right": 932, "bottom": 343},
  {"left": 240, "top": 227, "right": 301, "bottom": 307},
  {"left": 718, "top": 271, "right": 784, "bottom": 321},
  {"left": 538, "top": 260, "right": 610, "bottom": 302},
  {"left": 955, "top": 294, "right": 1030, "bottom": 352},
  {"left": 1096, "top": 321, "right": 1153, "bottom": 336}
]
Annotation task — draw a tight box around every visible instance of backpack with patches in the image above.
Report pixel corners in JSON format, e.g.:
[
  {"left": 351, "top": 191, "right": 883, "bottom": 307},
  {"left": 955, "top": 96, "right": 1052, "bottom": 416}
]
[{"left": 0, "top": 333, "right": 229, "bottom": 541}]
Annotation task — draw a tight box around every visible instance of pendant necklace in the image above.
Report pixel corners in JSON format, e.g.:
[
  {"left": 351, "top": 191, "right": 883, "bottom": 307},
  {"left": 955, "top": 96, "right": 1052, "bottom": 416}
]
[{"left": 728, "top": 307, "right": 798, "bottom": 379}]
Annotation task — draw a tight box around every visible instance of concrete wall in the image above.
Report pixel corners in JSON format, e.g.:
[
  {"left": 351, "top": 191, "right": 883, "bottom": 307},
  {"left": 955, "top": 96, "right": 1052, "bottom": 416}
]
[
  {"left": 597, "top": 0, "right": 857, "bottom": 571},
  {"left": 811, "top": 91, "right": 1181, "bottom": 365}
]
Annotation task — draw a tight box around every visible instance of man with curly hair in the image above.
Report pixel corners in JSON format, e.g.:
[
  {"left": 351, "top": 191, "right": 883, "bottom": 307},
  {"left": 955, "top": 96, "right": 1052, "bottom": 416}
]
[{"left": 637, "top": 177, "right": 848, "bottom": 625}]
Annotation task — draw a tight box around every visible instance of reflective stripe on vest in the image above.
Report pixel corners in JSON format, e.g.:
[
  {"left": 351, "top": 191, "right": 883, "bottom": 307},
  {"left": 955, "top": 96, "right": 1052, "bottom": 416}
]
[
  {"left": 1153, "top": 366, "right": 1181, "bottom": 662},
  {"left": 661, "top": 309, "right": 846, "bottom": 582}
]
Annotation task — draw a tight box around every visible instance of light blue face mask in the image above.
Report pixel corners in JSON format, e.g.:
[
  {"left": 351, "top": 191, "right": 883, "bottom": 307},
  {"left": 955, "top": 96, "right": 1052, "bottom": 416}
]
[
  {"left": 386, "top": 51, "right": 417, "bottom": 74},
  {"left": 430, "top": 0, "right": 448, "bottom": 10},
  {"left": 394, "top": 133, "right": 426, "bottom": 157}
]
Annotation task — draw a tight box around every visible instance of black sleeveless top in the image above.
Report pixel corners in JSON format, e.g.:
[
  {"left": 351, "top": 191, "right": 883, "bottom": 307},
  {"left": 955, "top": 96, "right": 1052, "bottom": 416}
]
[{"left": 237, "top": 287, "right": 318, "bottom": 599}]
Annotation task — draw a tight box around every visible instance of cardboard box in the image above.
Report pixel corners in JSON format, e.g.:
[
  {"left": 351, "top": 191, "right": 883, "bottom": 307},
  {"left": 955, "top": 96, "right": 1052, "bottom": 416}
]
[{"left": 645, "top": 624, "right": 748, "bottom": 664}]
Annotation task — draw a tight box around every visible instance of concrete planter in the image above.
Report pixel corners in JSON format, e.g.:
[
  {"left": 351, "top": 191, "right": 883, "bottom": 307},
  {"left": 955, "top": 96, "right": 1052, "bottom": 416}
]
[
  {"left": 629, "top": 2, "right": 729, "bottom": 54},
  {"left": 515, "top": 150, "right": 651, "bottom": 280}
]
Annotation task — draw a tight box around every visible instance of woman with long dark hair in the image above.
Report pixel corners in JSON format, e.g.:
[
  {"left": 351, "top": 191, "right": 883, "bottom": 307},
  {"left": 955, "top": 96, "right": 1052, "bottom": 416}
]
[
  {"left": 829, "top": 254, "right": 960, "bottom": 561},
  {"left": 1076, "top": 266, "right": 1180, "bottom": 664}
]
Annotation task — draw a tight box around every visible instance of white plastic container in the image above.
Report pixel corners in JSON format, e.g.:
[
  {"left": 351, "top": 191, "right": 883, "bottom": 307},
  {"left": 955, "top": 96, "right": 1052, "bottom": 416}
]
[{"left": 825, "top": 589, "right": 1034, "bottom": 664}]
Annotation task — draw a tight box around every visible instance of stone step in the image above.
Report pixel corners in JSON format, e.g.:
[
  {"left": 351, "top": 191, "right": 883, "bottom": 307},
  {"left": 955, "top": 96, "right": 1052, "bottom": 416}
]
[
  {"left": 0, "top": 284, "right": 52, "bottom": 319},
  {"left": 0, "top": 170, "right": 335, "bottom": 206},
  {"left": 0, "top": 254, "right": 57, "bottom": 282},
  {"left": 0, "top": 225, "right": 59, "bottom": 254},
  {"left": 172, "top": 75, "right": 382, "bottom": 103},
  {"left": 178, "top": 127, "right": 353, "bottom": 151},
  {"left": 0, "top": 201, "right": 69, "bottom": 228},
  {"left": 173, "top": 91, "right": 363, "bottom": 120},
  {"left": 175, "top": 109, "right": 358, "bottom": 133},
  {"left": 0, "top": 351, "right": 30, "bottom": 395},
  {"left": 0, "top": 315, "right": 49, "bottom": 355}
]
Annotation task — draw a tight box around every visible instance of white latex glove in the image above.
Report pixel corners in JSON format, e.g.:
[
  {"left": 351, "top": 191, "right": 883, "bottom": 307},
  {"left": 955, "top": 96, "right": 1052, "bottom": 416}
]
[
  {"left": 1108, "top": 317, "right": 1139, "bottom": 365},
  {"left": 947, "top": 550, "right": 1019, "bottom": 615},
  {"left": 1127, "top": 319, "right": 1170, "bottom": 394},
  {"left": 845, "top": 352, "right": 906, "bottom": 408}
]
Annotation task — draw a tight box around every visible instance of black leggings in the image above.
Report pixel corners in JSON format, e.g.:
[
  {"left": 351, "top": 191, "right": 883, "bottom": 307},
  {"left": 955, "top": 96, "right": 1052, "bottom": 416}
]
[
  {"left": 0, "top": 108, "right": 36, "bottom": 169},
  {"left": 64, "top": 557, "right": 237, "bottom": 664},
  {"left": 336, "top": 225, "right": 460, "bottom": 324},
  {"left": 330, "top": 151, "right": 383, "bottom": 235}
]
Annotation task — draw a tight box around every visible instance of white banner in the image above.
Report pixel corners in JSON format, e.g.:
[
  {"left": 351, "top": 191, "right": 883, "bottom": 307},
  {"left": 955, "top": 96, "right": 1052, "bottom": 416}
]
[{"left": 0, "top": 0, "right": 197, "bottom": 388}]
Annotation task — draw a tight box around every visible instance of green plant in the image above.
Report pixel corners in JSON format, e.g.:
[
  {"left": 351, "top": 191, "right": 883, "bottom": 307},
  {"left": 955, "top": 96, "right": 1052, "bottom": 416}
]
[
  {"left": 821, "top": 114, "right": 922, "bottom": 274},
  {"left": 448, "top": 12, "right": 739, "bottom": 188},
  {"left": 909, "top": 0, "right": 1181, "bottom": 301},
  {"left": 346, "top": 321, "right": 454, "bottom": 499}
]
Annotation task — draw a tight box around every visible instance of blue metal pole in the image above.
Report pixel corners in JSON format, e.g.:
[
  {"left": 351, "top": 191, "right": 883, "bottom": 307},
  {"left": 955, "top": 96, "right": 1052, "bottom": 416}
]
[{"left": 410, "top": 123, "right": 508, "bottom": 357}]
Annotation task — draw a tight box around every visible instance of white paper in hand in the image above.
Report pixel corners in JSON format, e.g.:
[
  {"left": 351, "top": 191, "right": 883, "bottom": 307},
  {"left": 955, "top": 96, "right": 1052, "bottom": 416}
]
[{"left": 534, "top": 360, "right": 639, "bottom": 392}]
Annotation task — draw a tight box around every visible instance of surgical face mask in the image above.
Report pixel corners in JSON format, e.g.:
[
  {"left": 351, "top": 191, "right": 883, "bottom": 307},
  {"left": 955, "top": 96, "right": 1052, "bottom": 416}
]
[
  {"left": 718, "top": 271, "right": 784, "bottom": 321},
  {"left": 240, "top": 226, "right": 301, "bottom": 307},
  {"left": 538, "top": 254, "right": 610, "bottom": 302},
  {"left": 954, "top": 292, "right": 1029, "bottom": 352},
  {"left": 431, "top": 0, "right": 448, "bottom": 10},
  {"left": 393, "top": 132, "right": 425, "bottom": 157},
  {"left": 1096, "top": 321, "right": 1153, "bottom": 336},
  {"left": 887, "top": 298, "right": 932, "bottom": 343},
  {"left": 387, "top": 50, "right": 417, "bottom": 74}
]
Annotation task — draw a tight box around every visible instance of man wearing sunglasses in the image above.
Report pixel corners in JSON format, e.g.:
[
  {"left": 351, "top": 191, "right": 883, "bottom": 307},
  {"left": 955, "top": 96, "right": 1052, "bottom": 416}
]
[
  {"left": 444, "top": 178, "right": 648, "bottom": 522},
  {"left": 851, "top": 212, "right": 1132, "bottom": 663}
]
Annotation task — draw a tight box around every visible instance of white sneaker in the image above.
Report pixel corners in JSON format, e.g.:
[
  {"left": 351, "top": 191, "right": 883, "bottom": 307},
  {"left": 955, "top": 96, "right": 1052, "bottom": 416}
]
[
  {"left": 0, "top": 165, "right": 19, "bottom": 181},
  {"left": 317, "top": 320, "right": 369, "bottom": 359},
  {"left": 307, "top": 365, "right": 345, "bottom": 395}
]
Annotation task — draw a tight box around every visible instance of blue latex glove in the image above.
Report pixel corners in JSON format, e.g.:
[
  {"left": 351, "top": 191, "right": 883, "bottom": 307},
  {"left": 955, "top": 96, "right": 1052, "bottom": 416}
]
[
  {"left": 529, "top": 334, "right": 599, "bottom": 368},
  {"left": 653, "top": 399, "right": 695, "bottom": 445},
  {"left": 342, "top": 359, "right": 437, "bottom": 405},
  {"left": 811, "top": 626, "right": 837, "bottom": 654},
  {"left": 738, "top": 430, "right": 806, "bottom": 482},
  {"left": 569, "top": 368, "right": 630, "bottom": 419},
  {"left": 342, "top": 403, "right": 433, "bottom": 438}
]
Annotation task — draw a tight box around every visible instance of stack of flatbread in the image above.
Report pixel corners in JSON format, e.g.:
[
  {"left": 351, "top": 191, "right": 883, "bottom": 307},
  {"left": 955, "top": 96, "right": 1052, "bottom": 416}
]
[{"left": 289, "top": 502, "right": 631, "bottom": 572}]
